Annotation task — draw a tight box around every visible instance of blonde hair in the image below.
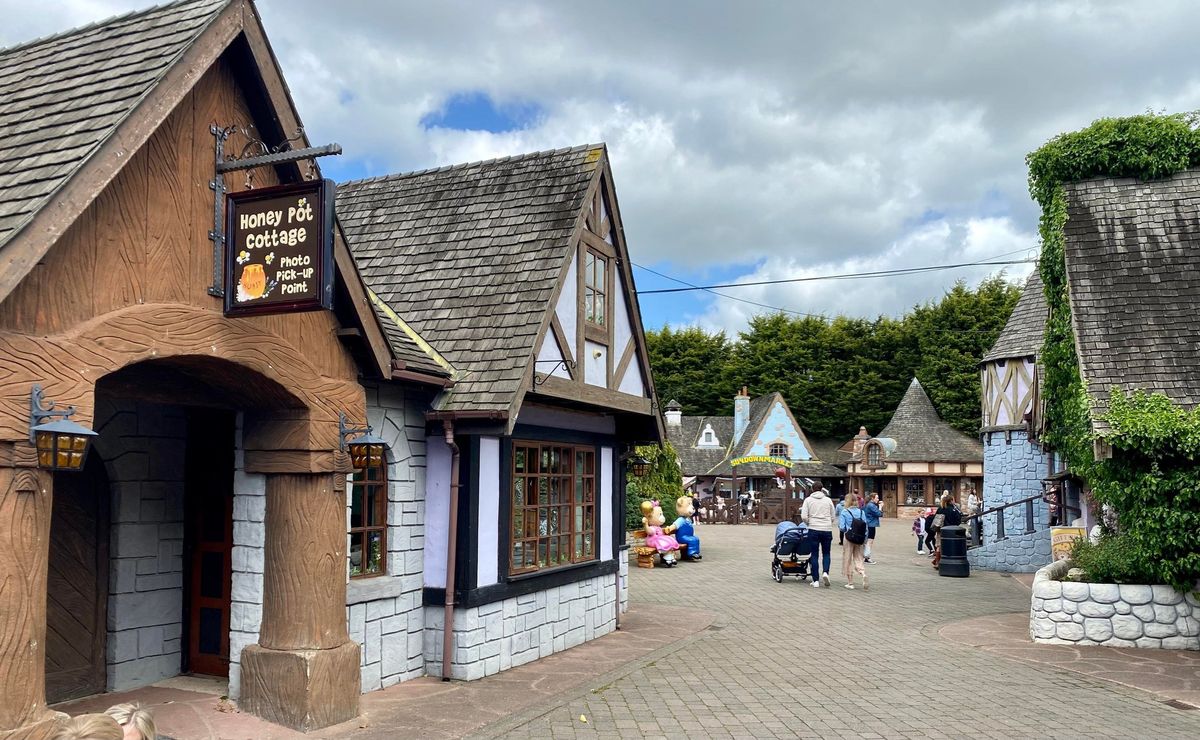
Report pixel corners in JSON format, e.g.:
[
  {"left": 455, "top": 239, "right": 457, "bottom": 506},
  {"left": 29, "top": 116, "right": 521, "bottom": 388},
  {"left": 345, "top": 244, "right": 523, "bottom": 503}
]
[
  {"left": 53, "top": 714, "right": 123, "bottom": 740},
  {"left": 940, "top": 491, "right": 952, "bottom": 506},
  {"left": 105, "top": 703, "right": 156, "bottom": 740}
]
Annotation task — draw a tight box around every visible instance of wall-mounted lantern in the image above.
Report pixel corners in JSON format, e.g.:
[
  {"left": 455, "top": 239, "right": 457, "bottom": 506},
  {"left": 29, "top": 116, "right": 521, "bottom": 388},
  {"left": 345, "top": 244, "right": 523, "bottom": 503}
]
[
  {"left": 30, "top": 384, "right": 97, "bottom": 471},
  {"left": 339, "top": 412, "right": 387, "bottom": 469},
  {"left": 625, "top": 453, "right": 652, "bottom": 478}
]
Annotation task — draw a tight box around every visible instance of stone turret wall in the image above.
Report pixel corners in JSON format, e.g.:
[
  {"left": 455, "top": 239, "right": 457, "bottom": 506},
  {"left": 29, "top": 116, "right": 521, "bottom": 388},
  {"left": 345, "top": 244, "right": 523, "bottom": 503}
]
[{"left": 1030, "top": 560, "right": 1200, "bottom": 650}]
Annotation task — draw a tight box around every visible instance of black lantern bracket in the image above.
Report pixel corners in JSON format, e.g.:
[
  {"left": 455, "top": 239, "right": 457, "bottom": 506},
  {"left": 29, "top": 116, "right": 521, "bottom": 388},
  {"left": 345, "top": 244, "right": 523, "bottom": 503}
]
[
  {"left": 338, "top": 411, "right": 372, "bottom": 453},
  {"left": 29, "top": 384, "right": 76, "bottom": 443},
  {"left": 208, "top": 124, "right": 342, "bottom": 298}
]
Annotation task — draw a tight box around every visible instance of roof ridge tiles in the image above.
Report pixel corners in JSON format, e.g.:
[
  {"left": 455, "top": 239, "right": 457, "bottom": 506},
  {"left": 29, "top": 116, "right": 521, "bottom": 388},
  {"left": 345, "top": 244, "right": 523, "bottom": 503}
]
[
  {"left": 0, "top": 0, "right": 226, "bottom": 57},
  {"left": 339, "top": 142, "right": 606, "bottom": 188}
]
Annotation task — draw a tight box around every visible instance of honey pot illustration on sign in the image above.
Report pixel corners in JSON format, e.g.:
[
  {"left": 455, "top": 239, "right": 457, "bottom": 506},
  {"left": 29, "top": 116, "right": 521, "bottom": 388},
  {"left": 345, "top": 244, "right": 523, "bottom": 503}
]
[{"left": 238, "top": 263, "right": 267, "bottom": 300}]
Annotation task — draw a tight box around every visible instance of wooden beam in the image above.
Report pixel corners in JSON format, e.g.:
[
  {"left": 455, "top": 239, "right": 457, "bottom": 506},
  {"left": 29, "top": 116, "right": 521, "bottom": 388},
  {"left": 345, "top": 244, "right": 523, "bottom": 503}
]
[
  {"left": 613, "top": 338, "right": 635, "bottom": 391},
  {"left": 532, "top": 374, "right": 653, "bottom": 416}
]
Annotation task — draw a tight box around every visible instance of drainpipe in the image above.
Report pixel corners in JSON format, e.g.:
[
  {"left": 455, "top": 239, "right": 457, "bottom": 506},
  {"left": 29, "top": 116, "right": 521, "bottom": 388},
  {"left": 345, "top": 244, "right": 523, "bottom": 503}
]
[{"left": 441, "top": 420, "right": 460, "bottom": 681}]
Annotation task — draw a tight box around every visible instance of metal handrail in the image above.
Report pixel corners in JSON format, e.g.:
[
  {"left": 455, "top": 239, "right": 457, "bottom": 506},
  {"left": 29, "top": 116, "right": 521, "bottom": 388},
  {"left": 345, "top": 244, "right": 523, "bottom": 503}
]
[{"left": 964, "top": 491, "right": 1062, "bottom": 548}]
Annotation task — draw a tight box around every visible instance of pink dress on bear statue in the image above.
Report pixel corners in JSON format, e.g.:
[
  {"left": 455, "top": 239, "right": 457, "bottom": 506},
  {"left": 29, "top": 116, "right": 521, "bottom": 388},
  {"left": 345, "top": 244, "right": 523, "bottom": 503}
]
[{"left": 644, "top": 525, "right": 679, "bottom": 554}]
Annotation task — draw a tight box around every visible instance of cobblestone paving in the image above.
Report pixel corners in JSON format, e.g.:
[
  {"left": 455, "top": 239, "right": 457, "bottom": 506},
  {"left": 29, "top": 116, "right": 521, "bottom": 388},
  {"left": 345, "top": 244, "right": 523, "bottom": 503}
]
[{"left": 482, "top": 524, "right": 1200, "bottom": 739}]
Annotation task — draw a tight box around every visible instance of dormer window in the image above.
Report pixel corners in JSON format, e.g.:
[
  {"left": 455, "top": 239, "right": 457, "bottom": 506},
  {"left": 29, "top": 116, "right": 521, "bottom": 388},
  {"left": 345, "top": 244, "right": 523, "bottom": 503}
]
[
  {"left": 769, "top": 443, "right": 789, "bottom": 458},
  {"left": 584, "top": 251, "right": 607, "bottom": 327},
  {"left": 698, "top": 424, "right": 719, "bottom": 447},
  {"left": 866, "top": 442, "right": 882, "bottom": 468}
]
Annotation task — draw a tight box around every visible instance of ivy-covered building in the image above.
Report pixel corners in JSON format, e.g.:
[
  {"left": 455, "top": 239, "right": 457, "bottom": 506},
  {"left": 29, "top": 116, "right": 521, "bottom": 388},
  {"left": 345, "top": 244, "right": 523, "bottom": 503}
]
[{"left": 1026, "top": 114, "right": 1200, "bottom": 593}]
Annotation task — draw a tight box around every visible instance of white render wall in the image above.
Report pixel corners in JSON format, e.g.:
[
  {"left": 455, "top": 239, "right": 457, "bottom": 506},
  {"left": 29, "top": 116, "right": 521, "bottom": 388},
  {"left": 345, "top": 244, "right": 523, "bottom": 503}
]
[
  {"left": 423, "top": 569, "right": 621, "bottom": 681},
  {"left": 348, "top": 383, "right": 431, "bottom": 692}
]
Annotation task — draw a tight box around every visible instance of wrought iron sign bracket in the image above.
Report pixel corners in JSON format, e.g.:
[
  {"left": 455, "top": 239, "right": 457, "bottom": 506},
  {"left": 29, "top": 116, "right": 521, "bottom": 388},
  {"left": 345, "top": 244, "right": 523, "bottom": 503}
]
[
  {"left": 208, "top": 125, "right": 342, "bottom": 298},
  {"left": 338, "top": 411, "right": 372, "bottom": 453},
  {"left": 532, "top": 359, "right": 575, "bottom": 387}
]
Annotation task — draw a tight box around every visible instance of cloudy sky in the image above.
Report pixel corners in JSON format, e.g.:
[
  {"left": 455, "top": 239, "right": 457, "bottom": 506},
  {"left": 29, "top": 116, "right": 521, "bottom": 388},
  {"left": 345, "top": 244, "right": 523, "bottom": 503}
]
[{"left": 4, "top": 1, "right": 1199, "bottom": 335}]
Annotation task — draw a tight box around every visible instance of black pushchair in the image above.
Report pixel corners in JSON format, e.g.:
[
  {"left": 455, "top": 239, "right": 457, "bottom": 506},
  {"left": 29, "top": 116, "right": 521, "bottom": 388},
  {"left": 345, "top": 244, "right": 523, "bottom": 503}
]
[{"left": 771, "top": 524, "right": 810, "bottom": 583}]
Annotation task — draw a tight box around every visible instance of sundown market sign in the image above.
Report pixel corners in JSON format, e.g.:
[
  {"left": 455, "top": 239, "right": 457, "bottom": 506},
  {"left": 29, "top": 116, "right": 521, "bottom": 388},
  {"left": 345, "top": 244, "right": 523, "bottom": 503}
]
[
  {"left": 224, "top": 180, "right": 335, "bottom": 316},
  {"left": 730, "top": 455, "right": 791, "bottom": 468}
]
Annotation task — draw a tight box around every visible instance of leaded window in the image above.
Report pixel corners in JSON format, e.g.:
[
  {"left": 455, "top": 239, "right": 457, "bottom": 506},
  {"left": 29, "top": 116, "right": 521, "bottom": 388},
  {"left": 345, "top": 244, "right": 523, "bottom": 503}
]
[
  {"left": 769, "top": 443, "right": 789, "bottom": 458},
  {"left": 511, "top": 442, "right": 597, "bottom": 575},
  {"left": 350, "top": 457, "right": 387, "bottom": 577},
  {"left": 866, "top": 442, "right": 882, "bottom": 468},
  {"left": 904, "top": 477, "right": 926, "bottom": 505},
  {"left": 584, "top": 251, "right": 607, "bottom": 326}
]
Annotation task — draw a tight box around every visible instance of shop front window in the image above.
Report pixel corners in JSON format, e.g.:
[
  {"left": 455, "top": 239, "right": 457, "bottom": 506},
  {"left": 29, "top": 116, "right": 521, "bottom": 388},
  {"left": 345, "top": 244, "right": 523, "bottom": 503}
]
[
  {"left": 904, "top": 477, "right": 926, "bottom": 505},
  {"left": 511, "top": 442, "right": 597, "bottom": 576},
  {"left": 935, "top": 477, "right": 958, "bottom": 502},
  {"left": 349, "top": 456, "right": 387, "bottom": 577}
]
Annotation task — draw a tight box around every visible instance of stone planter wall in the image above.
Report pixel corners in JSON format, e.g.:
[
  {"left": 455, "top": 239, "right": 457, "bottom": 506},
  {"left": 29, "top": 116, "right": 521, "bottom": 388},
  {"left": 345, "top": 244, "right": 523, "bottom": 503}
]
[{"left": 1030, "top": 560, "right": 1200, "bottom": 650}]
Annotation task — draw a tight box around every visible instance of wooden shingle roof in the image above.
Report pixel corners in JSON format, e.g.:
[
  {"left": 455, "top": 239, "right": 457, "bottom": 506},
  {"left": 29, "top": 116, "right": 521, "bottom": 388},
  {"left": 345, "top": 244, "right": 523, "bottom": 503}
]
[
  {"left": 982, "top": 270, "right": 1047, "bottom": 363},
  {"left": 0, "top": 0, "right": 229, "bottom": 251},
  {"left": 870, "top": 378, "right": 983, "bottom": 463},
  {"left": 1063, "top": 171, "right": 1200, "bottom": 434},
  {"left": 337, "top": 145, "right": 602, "bottom": 413}
]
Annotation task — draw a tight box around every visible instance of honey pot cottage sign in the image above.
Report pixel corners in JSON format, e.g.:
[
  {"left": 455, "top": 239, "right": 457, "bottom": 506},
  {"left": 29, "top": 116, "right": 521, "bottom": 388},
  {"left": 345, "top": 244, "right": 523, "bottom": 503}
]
[{"left": 225, "top": 179, "right": 335, "bottom": 316}]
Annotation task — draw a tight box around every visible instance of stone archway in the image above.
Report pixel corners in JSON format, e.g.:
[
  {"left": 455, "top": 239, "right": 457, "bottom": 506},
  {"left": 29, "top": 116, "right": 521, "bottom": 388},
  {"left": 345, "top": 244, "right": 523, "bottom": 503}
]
[{"left": 0, "top": 305, "right": 365, "bottom": 734}]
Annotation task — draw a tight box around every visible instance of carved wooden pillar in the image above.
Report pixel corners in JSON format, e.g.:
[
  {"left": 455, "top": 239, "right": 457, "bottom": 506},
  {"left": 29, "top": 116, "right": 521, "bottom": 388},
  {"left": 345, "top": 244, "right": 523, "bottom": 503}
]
[
  {"left": 0, "top": 449, "right": 65, "bottom": 740},
  {"left": 238, "top": 468, "right": 360, "bottom": 731}
]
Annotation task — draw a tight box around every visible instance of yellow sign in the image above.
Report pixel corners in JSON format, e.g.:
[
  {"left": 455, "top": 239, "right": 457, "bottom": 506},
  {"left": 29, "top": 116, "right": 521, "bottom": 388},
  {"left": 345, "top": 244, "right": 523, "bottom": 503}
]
[
  {"left": 1051, "top": 527, "right": 1086, "bottom": 561},
  {"left": 730, "top": 455, "right": 791, "bottom": 468}
]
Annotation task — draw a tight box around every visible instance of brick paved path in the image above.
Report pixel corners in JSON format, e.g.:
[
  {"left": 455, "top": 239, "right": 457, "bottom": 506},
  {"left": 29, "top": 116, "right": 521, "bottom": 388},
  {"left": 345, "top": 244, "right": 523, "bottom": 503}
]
[{"left": 482, "top": 523, "right": 1200, "bottom": 739}]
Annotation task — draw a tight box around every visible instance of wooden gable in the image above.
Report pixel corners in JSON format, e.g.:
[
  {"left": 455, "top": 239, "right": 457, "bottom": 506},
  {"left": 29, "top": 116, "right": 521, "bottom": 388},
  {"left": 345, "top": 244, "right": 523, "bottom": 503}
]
[
  {"left": 530, "top": 152, "right": 658, "bottom": 423},
  {"left": 0, "top": 0, "right": 392, "bottom": 449}
]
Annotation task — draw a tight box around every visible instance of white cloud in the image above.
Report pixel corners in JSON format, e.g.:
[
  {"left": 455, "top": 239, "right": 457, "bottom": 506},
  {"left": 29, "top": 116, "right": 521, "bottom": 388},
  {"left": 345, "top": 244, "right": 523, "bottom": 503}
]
[{"left": 3, "top": 0, "right": 1199, "bottom": 332}]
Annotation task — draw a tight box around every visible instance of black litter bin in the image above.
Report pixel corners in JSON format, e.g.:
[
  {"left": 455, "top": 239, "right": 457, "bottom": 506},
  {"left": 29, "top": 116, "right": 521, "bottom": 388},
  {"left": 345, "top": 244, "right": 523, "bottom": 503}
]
[{"left": 938, "top": 525, "right": 970, "bottom": 577}]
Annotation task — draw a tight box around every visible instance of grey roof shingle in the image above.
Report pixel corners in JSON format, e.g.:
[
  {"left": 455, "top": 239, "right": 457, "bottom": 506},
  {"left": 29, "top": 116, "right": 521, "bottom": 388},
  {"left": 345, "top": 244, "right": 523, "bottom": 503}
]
[
  {"left": 337, "top": 145, "right": 602, "bottom": 412},
  {"left": 0, "top": 0, "right": 229, "bottom": 250},
  {"left": 983, "top": 270, "right": 1047, "bottom": 362},
  {"left": 1062, "top": 171, "right": 1200, "bottom": 435},
  {"left": 865, "top": 378, "right": 983, "bottom": 463},
  {"left": 665, "top": 393, "right": 845, "bottom": 478}
]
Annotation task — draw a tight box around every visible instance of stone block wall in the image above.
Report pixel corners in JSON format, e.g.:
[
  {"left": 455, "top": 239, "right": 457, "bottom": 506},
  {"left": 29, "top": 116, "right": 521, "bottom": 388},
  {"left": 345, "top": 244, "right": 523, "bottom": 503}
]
[
  {"left": 976, "top": 430, "right": 1051, "bottom": 572},
  {"left": 227, "top": 418, "right": 265, "bottom": 700},
  {"left": 968, "top": 529, "right": 1051, "bottom": 573},
  {"left": 349, "top": 383, "right": 431, "bottom": 692},
  {"left": 1030, "top": 561, "right": 1200, "bottom": 650},
  {"left": 98, "top": 399, "right": 187, "bottom": 691},
  {"left": 423, "top": 570, "right": 619, "bottom": 681}
]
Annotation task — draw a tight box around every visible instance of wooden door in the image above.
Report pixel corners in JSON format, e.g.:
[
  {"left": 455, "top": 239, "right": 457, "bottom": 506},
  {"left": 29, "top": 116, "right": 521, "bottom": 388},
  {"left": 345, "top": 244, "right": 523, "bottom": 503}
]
[
  {"left": 882, "top": 479, "right": 898, "bottom": 517},
  {"left": 184, "top": 410, "right": 235, "bottom": 677},
  {"left": 45, "top": 454, "right": 109, "bottom": 703}
]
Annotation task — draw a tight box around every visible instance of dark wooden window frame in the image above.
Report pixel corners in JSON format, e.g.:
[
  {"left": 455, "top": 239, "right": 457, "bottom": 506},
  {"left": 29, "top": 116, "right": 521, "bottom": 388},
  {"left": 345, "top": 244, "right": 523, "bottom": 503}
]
[
  {"left": 769, "top": 442, "right": 789, "bottom": 458},
  {"left": 350, "top": 456, "right": 388, "bottom": 578},
  {"left": 583, "top": 249, "right": 608, "bottom": 332},
  {"left": 903, "top": 476, "right": 927, "bottom": 506},
  {"left": 865, "top": 442, "right": 883, "bottom": 468},
  {"left": 509, "top": 440, "right": 598, "bottom": 577}
]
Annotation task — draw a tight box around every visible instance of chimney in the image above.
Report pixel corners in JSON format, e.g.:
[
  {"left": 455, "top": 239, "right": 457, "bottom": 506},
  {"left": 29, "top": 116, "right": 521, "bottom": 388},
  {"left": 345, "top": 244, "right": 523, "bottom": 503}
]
[
  {"left": 852, "top": 426, "right": 870, "bottom": 456},
  {"left": 664, "top": 399, "right": 683, "bottom": 427},
  {"left": 733, "top": 386, "right": 750, "bottom": 444}
]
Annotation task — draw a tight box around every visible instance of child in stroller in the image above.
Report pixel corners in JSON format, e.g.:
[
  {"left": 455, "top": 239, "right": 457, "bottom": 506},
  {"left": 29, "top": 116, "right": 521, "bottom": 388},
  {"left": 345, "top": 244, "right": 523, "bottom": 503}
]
[{"left": 771, "top": 513, "right": 810, "bottom": 583}]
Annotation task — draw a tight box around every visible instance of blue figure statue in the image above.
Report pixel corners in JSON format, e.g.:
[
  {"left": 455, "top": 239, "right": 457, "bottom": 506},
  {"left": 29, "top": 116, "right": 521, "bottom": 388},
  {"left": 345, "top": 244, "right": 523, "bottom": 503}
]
[{"left": 668, "top": 495, "right": 702, "bottom": 560}]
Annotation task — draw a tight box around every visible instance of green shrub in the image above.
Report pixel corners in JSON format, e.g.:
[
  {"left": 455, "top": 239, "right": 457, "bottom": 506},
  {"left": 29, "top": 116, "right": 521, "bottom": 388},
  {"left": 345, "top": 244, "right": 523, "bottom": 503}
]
[
  {"left": 624, "top": 442, "right": 683, "bottom": 531},
  {"left": 1067, "top": 534, "right": 1153, "bottom": 585}
]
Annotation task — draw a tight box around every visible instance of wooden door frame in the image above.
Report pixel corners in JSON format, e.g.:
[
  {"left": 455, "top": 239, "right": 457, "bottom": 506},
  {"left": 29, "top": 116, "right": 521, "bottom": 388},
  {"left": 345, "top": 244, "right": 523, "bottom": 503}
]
[{"left": 45, "top": 456, "right": 110, "bottom": 704}]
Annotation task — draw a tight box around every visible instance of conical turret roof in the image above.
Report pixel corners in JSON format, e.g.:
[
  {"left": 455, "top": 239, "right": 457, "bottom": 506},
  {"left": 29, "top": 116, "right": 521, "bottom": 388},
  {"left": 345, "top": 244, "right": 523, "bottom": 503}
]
[
  {"left": 983, "top": 271, "right": 1047, "bottom": 362},
  {"left": 874, "top": 378, "right": 982, "bottom": 462}
]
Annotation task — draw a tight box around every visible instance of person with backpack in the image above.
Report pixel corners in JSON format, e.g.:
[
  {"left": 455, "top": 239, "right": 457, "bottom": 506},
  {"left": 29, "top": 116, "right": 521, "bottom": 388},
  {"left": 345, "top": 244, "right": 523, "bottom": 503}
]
[
  {"left": 838, "top": 495, "right": 869, "bottom": 590},
  {"left": 863, "top": 493, "right": 883, "bottom": 564}
]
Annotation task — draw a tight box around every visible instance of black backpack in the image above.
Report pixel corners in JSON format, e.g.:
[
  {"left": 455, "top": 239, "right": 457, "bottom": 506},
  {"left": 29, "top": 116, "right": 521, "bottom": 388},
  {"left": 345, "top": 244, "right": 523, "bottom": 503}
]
[{"left": 846, "top": 509, "right": 868, "bottom": 545}]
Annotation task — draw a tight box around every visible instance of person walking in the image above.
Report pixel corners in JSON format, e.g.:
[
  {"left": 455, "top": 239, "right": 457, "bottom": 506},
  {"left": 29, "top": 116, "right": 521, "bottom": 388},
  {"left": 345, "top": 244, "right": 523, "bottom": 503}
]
[
  {"left": 801, "top": 481, "right": 836, "bottom": 588},
  {"left": 967, "top": 489, "right": 979, "bottom": 517},
  {"left": 839, "top": 495, "right": 868, "bottom": 590},
  {"left": 863, "top": 493, "right": 883, "bottom": 564},
  {"left": 835, "top": 493, "right": 847, "bottom": 546},
  {"left": 923, "top": 507, "right": 937, "bottom": 556},
  {"left": 912, "top": 512, "right": 926, "bottom": 554}
]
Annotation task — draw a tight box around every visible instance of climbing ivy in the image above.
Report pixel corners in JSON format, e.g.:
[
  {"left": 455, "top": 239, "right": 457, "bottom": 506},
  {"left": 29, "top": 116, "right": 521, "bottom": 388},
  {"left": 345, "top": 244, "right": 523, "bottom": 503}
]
[
  {"left": 1028, "top": 113, "right": 1200, "bottom": 591},
  {"left": 624, "top": 441, "right": 684, "bottom": 531}
]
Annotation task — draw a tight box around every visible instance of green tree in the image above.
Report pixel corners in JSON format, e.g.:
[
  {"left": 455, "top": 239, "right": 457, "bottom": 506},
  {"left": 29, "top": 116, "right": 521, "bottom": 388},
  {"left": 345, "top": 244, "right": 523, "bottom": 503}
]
[
  {"left": 645, "top": 326, "right": 737, "bottom": 415},
  {"left": 624, "top": 442, "right": 684, "bottom": 531}
]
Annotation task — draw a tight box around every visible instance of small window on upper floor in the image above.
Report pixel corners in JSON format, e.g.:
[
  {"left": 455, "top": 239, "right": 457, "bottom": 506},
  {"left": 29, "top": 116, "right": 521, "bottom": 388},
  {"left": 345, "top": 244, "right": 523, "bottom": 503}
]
[
  {"left": 866, "top": 442, "right": 882, "bottom": 468},
  {"left": 698, "top": 423, "right": 719, "bottom": 447},
  {"left": 584, "top": 250, "right": 607, "bottom": 327},
  {"left": 769, "top": 443, "right": 789, "bottom": 458}
]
